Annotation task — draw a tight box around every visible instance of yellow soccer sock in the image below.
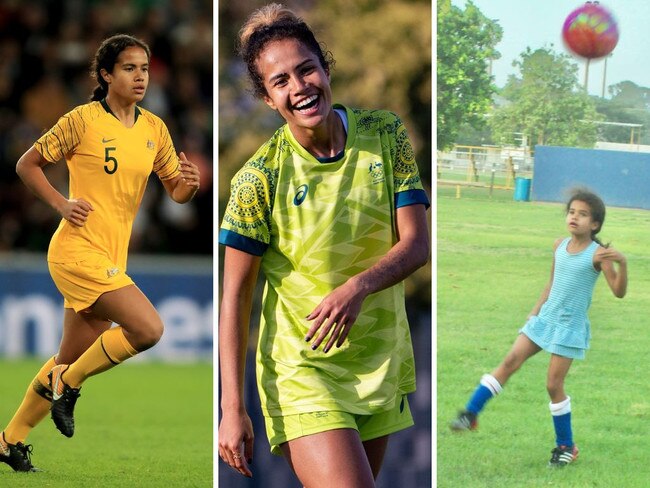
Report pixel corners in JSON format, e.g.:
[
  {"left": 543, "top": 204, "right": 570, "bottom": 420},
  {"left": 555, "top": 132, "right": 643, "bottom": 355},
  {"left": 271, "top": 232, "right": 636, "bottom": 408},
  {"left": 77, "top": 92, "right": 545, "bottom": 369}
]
[
  {"left": 64, "top": 326, "right": 138, "bottom": 388},
  {"left": 4, "top": 356, "right": 56, "bottom": 444}
]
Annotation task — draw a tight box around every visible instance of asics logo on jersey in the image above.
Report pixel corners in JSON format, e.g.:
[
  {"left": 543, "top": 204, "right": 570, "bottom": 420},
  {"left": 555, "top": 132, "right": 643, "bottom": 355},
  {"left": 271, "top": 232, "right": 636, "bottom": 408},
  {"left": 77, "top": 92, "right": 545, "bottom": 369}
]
[
  {"left": 102, "top": 137, "right": 116, "bottom": 143},
  {"left": 293, "top": 184, "right": 309, "bottom": 206}
]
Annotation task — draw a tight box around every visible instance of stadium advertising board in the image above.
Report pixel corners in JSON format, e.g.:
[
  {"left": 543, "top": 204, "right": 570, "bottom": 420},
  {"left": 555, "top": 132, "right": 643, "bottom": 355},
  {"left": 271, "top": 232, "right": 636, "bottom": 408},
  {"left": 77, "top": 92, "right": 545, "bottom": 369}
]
[{"left": 0, "top": 256, "right": 212, "bottom": 361}]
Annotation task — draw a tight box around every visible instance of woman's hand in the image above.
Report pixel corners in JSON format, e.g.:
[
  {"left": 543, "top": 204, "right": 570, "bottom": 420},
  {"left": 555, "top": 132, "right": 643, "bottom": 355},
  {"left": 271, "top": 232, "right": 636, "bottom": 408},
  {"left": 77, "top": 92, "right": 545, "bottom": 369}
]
[
  {"left": 304, "top": 204, "right": 429, "bottom": 354},
  {"left": 305, "top": 278, "right": 368, "bottom": 353},
  {"left": 179, "top": 151, "right": 200, "bottom": 191},
  {"left": 59, "top": 198, "right": 94, "bottom": 227},
  {"left": 163, "top": 151, "right": 200, "bottom": 203},
  {"left": 218, "top": 409, "right": 254, "bottom": 478}
]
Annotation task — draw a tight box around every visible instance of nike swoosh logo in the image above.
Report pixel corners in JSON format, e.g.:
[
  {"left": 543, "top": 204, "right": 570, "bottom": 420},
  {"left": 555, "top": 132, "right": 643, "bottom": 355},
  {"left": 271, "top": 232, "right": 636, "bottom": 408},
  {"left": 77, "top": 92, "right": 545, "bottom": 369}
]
[
  {"left": 102, "top": 137, "right": 116, "bottom": 143},
  {"left": 51, "top": 372, "right": 63, "bottom": 400}
]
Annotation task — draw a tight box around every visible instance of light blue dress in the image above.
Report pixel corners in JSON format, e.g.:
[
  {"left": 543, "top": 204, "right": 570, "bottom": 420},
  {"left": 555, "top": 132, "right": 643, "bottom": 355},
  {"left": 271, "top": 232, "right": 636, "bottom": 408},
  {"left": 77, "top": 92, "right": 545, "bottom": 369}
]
[{"left": 521, "top": 238, "right": 601, "bottom": 359}]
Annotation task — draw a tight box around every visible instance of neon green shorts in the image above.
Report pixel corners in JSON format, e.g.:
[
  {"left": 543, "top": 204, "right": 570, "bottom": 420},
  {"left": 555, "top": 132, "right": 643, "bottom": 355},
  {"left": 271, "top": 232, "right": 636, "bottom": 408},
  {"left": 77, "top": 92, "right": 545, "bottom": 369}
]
[{"left": 264, "top": 395, "right": 414, "bottom": 455}]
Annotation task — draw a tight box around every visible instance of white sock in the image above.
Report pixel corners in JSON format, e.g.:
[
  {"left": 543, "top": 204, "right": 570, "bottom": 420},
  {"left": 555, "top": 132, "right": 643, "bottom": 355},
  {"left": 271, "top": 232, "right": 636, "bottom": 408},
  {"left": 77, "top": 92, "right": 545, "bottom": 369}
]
[
  {"left": 549, "top": 396, "right": 571, "bottom": 416},
  {"left": 480, "top": 374, "right": 503, "bottom": 396}
]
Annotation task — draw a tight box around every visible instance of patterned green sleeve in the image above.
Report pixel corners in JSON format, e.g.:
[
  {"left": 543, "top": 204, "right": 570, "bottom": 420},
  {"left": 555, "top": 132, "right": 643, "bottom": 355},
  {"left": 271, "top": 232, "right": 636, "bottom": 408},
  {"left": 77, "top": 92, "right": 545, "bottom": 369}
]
[
  {"left": 220, "top": 159, "right": 274, "bottom": 247},
  {"left": 390, "top": 114, "right": 424, "bottom": 193}
]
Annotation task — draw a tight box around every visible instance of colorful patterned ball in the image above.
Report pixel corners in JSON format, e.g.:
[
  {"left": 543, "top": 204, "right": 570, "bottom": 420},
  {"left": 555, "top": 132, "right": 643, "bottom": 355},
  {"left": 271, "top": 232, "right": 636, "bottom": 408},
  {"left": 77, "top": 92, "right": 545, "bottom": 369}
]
[{"left": 562, "top": 2, "right": 619, "bottom": 59}]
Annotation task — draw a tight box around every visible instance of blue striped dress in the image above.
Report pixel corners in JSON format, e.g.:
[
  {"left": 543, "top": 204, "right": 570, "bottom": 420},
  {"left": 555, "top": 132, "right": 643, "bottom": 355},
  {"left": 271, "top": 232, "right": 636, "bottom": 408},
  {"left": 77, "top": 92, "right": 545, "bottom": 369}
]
[{"left": 520, "top": 237, "right": 601, "bottom": 359}]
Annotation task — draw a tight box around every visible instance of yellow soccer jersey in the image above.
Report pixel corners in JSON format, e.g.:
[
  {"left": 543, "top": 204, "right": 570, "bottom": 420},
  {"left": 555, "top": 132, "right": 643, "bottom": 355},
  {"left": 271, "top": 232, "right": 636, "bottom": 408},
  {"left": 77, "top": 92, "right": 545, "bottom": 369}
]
[{"left": 36, "top": 100, "right": 180, "bottom": 269}]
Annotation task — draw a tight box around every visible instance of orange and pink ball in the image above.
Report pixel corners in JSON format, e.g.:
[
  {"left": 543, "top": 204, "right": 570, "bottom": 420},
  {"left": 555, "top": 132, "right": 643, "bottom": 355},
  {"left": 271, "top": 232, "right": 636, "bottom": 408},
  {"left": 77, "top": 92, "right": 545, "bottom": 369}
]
[{"left": 562, "top": 3, "right": 619, "bottom": 59}]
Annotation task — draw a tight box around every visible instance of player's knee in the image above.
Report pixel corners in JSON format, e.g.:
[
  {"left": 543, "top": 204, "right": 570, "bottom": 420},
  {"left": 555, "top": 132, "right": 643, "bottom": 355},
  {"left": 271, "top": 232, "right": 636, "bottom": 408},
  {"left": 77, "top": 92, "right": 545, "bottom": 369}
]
[
  {"left": 546, "top": 379, "right": 563, "bottom": 397},
  {"left": 134, "top": 319, "right": 164, "bottom": 351},
  {"left": 502, "top": 352, "right": 522, "bottom": 373}
]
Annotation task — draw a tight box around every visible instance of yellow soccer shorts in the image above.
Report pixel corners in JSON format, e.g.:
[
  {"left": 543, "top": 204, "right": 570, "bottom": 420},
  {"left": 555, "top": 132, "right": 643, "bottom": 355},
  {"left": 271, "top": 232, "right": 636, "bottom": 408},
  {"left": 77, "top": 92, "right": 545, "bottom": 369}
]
[
  {"left": 48, "top": 254, "right": 134, "bottom": 312},
  {"left": 264, "top": 395, "right": 414, "bottom": 455}
]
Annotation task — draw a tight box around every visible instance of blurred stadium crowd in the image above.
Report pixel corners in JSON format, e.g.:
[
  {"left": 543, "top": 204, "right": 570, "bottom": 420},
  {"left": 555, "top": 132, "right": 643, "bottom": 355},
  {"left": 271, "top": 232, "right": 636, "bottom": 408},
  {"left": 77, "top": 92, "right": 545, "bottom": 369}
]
[{"left": 0, "top": 0, "right": 213, "bottom": 255}]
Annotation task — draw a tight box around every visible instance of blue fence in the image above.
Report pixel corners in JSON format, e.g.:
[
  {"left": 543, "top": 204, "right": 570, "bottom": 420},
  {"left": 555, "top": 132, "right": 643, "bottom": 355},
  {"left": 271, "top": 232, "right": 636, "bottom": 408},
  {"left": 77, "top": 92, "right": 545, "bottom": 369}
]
[
  {"left": 0, "top": 254, "right": 212, "bottom": 361},
  {"left": 533, "top": 146, "right": 650, "bottom": 209}
]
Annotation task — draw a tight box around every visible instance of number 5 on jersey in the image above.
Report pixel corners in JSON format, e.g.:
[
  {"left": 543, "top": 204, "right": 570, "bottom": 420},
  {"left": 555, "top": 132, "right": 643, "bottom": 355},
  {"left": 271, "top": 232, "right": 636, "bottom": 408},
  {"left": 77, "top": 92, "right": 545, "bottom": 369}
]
[{"left": 104, "top": 147, "right": 118, "bottom": 174}]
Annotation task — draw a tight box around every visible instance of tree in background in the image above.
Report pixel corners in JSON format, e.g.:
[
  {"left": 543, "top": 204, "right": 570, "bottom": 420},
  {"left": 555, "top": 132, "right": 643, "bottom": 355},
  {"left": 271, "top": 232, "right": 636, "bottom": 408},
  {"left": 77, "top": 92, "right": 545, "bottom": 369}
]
[
  {"left": 490, "top": 47, "right": 601, "bottom": 148},
  {"left": 310, "top": 0, "right": 432, "bottom": 182},
  {"left": 608, "top": 80, "right": 650, "bottom": 108},
  {"left": 595, "top": 81, "right": 650, "bottom": 145},
  {"left": 437, "top": 0, "right": 502, "bottom": 150}
]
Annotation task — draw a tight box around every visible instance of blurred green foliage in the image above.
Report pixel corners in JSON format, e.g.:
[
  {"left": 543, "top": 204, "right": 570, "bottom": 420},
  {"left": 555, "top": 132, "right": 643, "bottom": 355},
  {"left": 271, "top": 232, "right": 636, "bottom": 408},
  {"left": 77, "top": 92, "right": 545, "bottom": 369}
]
[
  {"left": 437, "top": 0, "right": 502, "bottom": 151},
  {"left": 596, "top": 81, "right": 650, "bottom": 145},
  {"left": 490, "top": 46, "right": 601, "bottom": 148}
]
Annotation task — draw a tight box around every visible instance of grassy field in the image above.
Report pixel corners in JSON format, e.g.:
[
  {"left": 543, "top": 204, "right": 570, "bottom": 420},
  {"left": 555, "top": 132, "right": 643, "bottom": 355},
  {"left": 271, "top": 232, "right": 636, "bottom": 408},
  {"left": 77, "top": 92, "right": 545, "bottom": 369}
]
[
  {"left": 0, "top": 360, "right": 212, "bottom": 487},
  {"left": 437, "top": 187, "right": 650, "bottom": 487}
]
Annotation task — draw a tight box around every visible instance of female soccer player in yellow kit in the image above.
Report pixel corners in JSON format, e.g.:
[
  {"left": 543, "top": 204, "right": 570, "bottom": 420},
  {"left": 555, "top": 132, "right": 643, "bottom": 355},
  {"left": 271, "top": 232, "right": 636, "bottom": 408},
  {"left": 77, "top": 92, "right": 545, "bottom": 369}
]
[{"left": 0, "top": 34, "right": 200, "bottom": 472}]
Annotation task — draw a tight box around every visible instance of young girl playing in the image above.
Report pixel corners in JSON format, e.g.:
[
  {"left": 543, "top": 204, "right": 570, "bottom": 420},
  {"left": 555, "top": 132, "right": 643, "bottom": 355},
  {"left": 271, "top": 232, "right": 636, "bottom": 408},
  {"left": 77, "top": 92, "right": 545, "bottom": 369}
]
[{"left": 450, "top": 188, "right": 627, "bottom": 467}]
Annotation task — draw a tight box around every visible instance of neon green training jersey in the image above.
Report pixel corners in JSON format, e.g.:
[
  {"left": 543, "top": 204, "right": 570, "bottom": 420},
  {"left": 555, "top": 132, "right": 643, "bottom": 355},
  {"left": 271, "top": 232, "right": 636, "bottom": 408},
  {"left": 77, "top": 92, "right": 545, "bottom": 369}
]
[{"left": 220, "top": 105, "right": 429, "bottom": 417}]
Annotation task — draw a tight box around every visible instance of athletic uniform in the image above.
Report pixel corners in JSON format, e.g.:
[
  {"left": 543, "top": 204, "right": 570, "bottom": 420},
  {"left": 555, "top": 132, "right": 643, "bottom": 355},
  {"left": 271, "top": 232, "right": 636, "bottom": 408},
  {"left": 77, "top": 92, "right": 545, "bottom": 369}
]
[
  {"left": 220, "top": 105, "right": 429, "bottom": 451},
  {"left": 35, "top": 100, "right": 181, "bottom": 311},
  {"left": 521, "top": 238, "right": 601, "bottom": 359}
]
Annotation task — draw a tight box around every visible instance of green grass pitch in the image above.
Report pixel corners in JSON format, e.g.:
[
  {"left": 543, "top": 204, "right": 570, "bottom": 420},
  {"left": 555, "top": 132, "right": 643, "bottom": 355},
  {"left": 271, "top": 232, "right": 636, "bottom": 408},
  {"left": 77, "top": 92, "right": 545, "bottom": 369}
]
[
  {"left": 437, "top": 187, "right": 650, "bottom": 487},
  {"left": 0, "top": 359, "right": 212, "bottom": 487}
]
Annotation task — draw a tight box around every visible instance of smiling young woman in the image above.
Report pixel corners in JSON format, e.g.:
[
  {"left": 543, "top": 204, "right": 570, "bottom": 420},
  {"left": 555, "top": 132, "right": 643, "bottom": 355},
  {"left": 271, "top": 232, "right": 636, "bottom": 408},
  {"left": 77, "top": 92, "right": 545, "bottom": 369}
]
[{"left": 217, "top": 4, "right": 430, "bottom": 487}]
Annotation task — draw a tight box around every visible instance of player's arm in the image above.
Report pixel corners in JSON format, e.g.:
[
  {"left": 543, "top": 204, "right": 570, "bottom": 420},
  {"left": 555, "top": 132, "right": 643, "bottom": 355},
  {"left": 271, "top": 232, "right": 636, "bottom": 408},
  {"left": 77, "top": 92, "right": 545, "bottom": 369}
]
[
  {"left": 595, "top": 246, "right": 627, "bottom": 298},
  {"left": 306, "top": 203, "right": 429, "bottom": 353},
  {"left": 218, "top": 246, "right": 261, "bottom": 478},
  {"left": 161, "top": 152, "right": 200, "bottom": 203},
  {"left": 16, "top": 146, "right": 94, "bottom": 227},
  {"left": 527, "top": 238, "right": 562, "bottom": 318}
]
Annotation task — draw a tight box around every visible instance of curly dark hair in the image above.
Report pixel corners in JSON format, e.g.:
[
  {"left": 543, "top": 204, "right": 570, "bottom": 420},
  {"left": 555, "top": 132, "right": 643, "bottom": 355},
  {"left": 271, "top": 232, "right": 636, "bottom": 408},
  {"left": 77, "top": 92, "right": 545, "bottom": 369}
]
[
  {"left": 566, "top": 187, "right": 608, "bottom": 247},
  {"left": 237, "top": 3, "right": 335, "bottom": 99}
]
